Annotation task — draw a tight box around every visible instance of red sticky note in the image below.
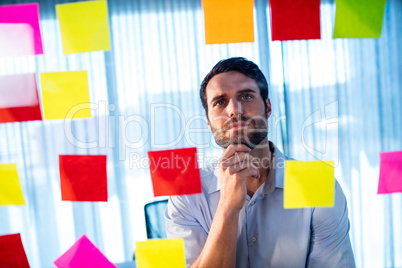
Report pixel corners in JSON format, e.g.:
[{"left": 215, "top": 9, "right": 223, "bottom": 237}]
[
  {"left": 270, "top": 0, "right": 321, "bottom": 41},
  {"left": 0, "top": 233, "right": 30, "bottom": 267},
  {"left": 0, "top": 3, "right": 43, "bottom": 55},
  {"left": 59, "top": 155, "right": 108, "bottom": 202},
  {"left": 54, "top": 234, "right": 116, "bottom": 268},
  {"left": 148, "top": 148, "right": 202, "bottom": 196},
  {"left": 378, "top": 151, "right": 402, "bottom": 194},
  {"left": 0, "top": 74, "right": 42, "bottom": 124}
]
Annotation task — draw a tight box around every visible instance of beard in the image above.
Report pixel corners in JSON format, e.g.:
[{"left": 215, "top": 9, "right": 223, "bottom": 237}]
[{"left": 210, "top": 115, "right": 268, "bottom": 149}]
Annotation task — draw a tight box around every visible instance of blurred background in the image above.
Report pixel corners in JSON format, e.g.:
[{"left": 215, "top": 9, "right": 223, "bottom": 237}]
[{"left": 0, "top": 0, "right": 401, "bottom": 267}]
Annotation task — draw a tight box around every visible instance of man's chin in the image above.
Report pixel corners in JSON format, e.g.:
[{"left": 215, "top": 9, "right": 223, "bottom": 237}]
[{"left": 215, "top": 137, "right": 267, "bottom": 150}]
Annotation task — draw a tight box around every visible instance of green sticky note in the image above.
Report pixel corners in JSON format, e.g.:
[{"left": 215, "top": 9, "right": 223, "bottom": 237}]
[
  {"left": 0, "top": 164, "right": 25, "bottom": 205},
  {"left": 135, "top": 239, "right": 186, "bottom": 268},
  {"left": 333, "top": 0, "right": 386, "bottom": 38},
  {"left": 284, "top": 160, "right": 335, "bottom": 209}
]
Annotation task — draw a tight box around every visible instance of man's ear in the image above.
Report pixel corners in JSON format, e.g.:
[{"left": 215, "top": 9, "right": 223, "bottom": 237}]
[{"left": 266, "top": 98, "right": 272, "bottom": 118}]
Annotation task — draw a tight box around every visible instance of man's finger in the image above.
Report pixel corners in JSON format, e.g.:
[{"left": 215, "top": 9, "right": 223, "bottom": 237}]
[
  {"left": 226, "top": 158, "right": 260, "bottom": 175},
  {"left": 236, "top": 165, "right": 260, "bottom": 179},
  {"left": 220, "top": 144, "right": 251, "bottom": 163},
  {"left": 220, "top": 153, "right": 259, "bottom": 169}
]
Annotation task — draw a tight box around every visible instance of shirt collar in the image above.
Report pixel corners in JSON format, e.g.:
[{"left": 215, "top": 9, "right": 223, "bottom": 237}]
[
  {"left": 208, "top": 166, "right": 219, "bottom": 194},
  {"left": 273, "top": 143, "right": 287, "bottom": 189},
  {"left": 208, "top": 142, "right": 289, "bottom": 194}
]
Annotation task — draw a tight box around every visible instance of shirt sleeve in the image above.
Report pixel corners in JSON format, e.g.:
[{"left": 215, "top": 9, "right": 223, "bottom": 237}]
[
  {"left": 307, "top": 180, "right": 356, "bottom": 268},
  {"left": 164, "top": 195, "right": 208, "bottom": 268}
]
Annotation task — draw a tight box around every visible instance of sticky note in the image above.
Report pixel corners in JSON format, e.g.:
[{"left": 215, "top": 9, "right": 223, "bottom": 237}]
[
  {"left": 333, "top": 0, "right": 386, "bottom": 38},
  {"left": 56, "top": 0, "right": 111, "bottom": 54},
  {"left": 54, "top": 234, "right": 116, "bottom": 268},
  {"left": 378, "top": 151, "right": 402, "bottom": 194},
  {"left": 0, "top": 233, "right": 30, "bottom": 267},
  {"left": 0, "top": 3, "right": 43, "bottom": 55},
  {"left": 202, "top": 0, "right": 254, "bottom": 44},
  {"left": 148, "top": 148, "right": 202, "bottom": 197},
  {"left": 0, "top": 164, "right": 25, "bottom": 206},
  {"left": 135, "top": 239, "right": 186, "bottom": 268},
  {"left": 0, "top": 23, "right": 35, "bottom": 57},
  {"left": 59, "top": 155, "right": 107, "bottom": 202},
  {"left": 284, "top": 160, "right": 335, "bottom": 209},
  {"left": 40, "top": 71, "right": 91, "bottom": 120},
  {"left": 0, "top": 74, "right": 42, "bottom": 123},
  {"left": 270, "top": 0, "right": 321, "bottom": 41}
]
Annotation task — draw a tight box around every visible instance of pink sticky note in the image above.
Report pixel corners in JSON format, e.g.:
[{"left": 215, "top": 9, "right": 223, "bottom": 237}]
[
  {"left": 0, "top": 74, "right": 42, "bottom": 123},
  {"left": 54, "top": 235, "right": 117, "bottom": 268},
  {"left": 378, "top": 151, "right": 402, "bottom": 194},
  {"left": 0, "top": 23, "right": 35, "bottom": 57},
  {"left": 0, "top": 3, "right": 43, "bottom": 55}
]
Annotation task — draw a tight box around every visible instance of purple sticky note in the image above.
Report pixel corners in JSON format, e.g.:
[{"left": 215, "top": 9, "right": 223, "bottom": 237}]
[
  {"left": 378, "top": 151, "right": 402, "bottom": 194},
  {"left": 54, "top": 235, "right": 117, "bottom": 268},
  {"left": 0, "top": 3, "right": 43, "bottom": 55}
]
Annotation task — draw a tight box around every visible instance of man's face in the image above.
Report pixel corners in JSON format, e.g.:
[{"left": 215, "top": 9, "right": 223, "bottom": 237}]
[{"left": 205, "top": 71, "right": 271, "bottom": 149}]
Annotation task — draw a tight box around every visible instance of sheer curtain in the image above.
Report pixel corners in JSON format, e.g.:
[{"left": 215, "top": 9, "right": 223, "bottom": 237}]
[
  {"left": 0, "top": 0, "right": 400, "bottom": 267},
  {"left": 276, "top": 1, "right": 402, "bottom": 267}
]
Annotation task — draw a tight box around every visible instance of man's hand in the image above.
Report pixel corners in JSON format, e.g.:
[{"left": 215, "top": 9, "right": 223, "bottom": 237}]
[
  {"left": 190, "top": 144, "right": 260, "bottom": 268},
  {"left": 218, "top": 144, "right": 260, "bottom": 214}
]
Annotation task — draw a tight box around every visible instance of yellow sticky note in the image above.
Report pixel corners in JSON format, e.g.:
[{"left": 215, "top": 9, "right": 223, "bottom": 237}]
[
  {"left": 0, "top": 164, "right": 25, "bottom": 205},
  {"left": 202, "top": 0, "right": 254, "bottom": 44},
  {"left": 56, "top": 0, "right": 110, "bottom": 54},
  {"left": 284, "top": 160, "right": 335, "bottom": 209},
  {"left": 135, "top": 239, "right": 186, "bottom": 268},
  {"left": 40, "top": 71, "right": 91, "bottom": 120}
]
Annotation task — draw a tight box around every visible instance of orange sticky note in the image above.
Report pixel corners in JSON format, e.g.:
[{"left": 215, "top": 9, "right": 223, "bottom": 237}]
[{"left": 202, "top": 0, "right": 254, "bottom": 44}]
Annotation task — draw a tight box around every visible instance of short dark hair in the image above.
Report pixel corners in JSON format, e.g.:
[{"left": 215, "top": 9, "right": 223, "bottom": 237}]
[{"left": 200, "top": 57, "right": 269, "bottom": 114}]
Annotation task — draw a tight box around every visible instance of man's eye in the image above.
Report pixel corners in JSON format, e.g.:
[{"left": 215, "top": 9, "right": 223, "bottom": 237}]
[
  {"left": 214, "top": 100, "right": 225, "bottom": 106},
  {"left": 242, "top": 94, "right": 252, "bottom": 100}
]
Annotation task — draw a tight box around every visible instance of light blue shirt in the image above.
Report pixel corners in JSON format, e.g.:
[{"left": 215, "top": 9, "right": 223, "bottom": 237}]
[{"left": 165, "top": 143, "right": 355, "bottom": 267}]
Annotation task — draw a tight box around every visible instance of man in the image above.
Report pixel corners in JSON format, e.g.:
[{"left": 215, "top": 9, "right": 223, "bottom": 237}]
[{"left": 165, "top": 57, "right": 355, "bottom": 267}]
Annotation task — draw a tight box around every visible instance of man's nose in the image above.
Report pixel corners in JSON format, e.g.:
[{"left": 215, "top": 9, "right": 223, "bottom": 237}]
[{"left": 227, "top": 99, "right": 243, "bottom": 118}]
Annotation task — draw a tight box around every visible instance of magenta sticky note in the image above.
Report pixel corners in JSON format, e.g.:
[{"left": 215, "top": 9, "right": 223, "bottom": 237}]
[
  {"left": 0, "top": 3, "right": 43, "bottom": 55},
  {"left": 54, "top": 235, "right": 117, "bottom": 268},
  {"left": 378, "top": 151, "right": 402, "bottom": 194}
]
